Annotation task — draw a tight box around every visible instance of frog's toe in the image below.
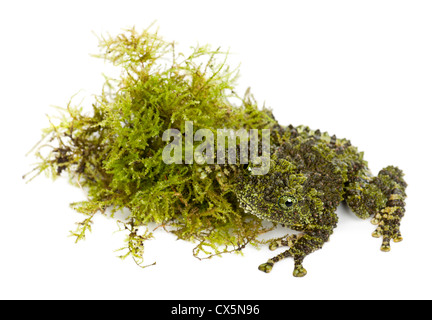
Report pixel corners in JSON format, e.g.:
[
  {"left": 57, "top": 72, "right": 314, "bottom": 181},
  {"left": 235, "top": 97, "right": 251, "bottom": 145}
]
[
  {"left": 372, "top": 222, "right": 403, "bottom": 252},
  {"left": 380, "top": 235, "right": 391, "bottom": 252},
  {"left": 372, "top": 227, "right": 392, "bottom": 252},
  {"left": 293, "top": 265, "right": 307, "bottom": 277},
  {"left": 371, "top": 225, "right": 382, "bottom": 238},
  {"left": 258, "top": 261, "right": 274, "bottom": 273},
  {"left": 393, "top": 232, "right": 403, "bottom": 243},
  {"left": 268, "top": 241, "right": 279, "bottom": 251},
  {"left": 268, "top": 234, "right": 301, "bottom": 251},
  {"left": 380, "top": 244, "right": 391, "bottom": 252},
  {"left": 268, "top": 238, "right": 288, "bottom": 251}
]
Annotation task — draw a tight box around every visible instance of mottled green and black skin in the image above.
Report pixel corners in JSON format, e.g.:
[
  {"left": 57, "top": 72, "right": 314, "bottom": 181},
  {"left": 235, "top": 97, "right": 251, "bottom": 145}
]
[{"left": 235, "top": 124, "right": 407, "bottom": 277}]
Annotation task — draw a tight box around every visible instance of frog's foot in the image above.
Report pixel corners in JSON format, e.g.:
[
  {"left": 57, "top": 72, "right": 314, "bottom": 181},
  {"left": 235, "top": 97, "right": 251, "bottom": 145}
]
[
  {"left": 259, "top": 228, "right": 331, "bottom": 276},
  {"left": 371, "top": 188, "right": 406, "bottom": 252},
  {"left": 268, "top": 234, "right": 301, "bottom": 251},
  {"left": 293, "top": 262, "right": 307, "bottom": 277},
  {"left": 344, "top": 168, "right": 378, "bottom": 220},
  {"left": 258, "top": 261, "right": 274, "bottom": 273},
  {"left": 258, "top": 250, "right": 291, "bottom": 274},
  {"left": 258, "top": 249, "right": 308, "bottom": 277}
]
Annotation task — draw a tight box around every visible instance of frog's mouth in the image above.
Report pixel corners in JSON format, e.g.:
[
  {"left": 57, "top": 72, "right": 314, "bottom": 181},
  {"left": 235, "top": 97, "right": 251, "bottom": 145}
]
[
  {"left": 237, "top": 195, "right": 258, "bottom": 217},
  {"left": 237, "top": 194, "right": 269, "bottom": 220},
  {"left": 237, "top": 194, "right": 281, "bottom": 224}
]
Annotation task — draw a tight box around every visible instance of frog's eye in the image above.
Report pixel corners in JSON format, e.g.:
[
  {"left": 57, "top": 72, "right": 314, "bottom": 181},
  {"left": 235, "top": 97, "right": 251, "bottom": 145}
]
[{"left": 278, "top": 195, "right": 296, "bottom": 210}]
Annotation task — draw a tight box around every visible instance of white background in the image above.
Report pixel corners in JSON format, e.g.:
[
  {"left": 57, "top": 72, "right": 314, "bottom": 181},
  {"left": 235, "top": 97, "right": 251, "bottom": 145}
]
[{"left": 1, "top": 0, "right": 431, "bottom": 300}]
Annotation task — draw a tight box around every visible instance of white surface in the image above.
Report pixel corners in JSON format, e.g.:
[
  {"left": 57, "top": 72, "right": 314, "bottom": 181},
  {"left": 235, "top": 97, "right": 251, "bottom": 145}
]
[{"left": 1, "top": 0, "right": 431, "bottom": 299}]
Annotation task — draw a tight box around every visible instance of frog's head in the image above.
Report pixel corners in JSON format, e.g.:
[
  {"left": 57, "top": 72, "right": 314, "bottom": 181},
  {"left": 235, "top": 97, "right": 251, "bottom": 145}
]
[{"left": 235, "top": 157, "right": 324, "bottom": 227}]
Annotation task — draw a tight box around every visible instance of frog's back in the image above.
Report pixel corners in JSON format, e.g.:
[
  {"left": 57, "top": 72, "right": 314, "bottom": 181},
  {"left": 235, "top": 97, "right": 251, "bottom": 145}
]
[{"left": 275, "top": 124, "right": 369, "bottom": 184}]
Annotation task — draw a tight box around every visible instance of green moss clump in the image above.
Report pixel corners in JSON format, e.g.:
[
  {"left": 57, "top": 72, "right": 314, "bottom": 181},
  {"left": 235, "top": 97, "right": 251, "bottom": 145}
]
[{"left": 26, "top": 27, "right": 277, "bottom": 266}]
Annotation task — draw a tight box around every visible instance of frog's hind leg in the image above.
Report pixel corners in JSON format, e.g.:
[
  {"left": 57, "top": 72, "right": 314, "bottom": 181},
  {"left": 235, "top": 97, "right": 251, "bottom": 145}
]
[
  {"left": 345, "top": 168, "right": 381, "bottom": 219},
  {"left": 371, "top": 166, "right": 407, "bottom": 252}
]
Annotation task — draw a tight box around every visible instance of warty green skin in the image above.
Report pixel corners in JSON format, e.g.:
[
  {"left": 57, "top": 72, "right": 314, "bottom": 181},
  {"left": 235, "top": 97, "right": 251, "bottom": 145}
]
[{"left": 235, "top": 124, "right": 407, "bottom": 277}]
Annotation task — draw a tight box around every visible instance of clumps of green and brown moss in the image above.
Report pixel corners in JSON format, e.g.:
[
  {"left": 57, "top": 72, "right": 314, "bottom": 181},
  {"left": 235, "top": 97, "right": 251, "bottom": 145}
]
[{"left": 25, "top": 27, "right": 277, "bottom": 267}]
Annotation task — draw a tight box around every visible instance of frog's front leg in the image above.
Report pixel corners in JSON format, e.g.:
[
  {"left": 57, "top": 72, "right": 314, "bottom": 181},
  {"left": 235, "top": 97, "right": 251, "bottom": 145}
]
[
  {"left": 258, "top": 227, "right": 331, "bottom": 277},
  {"left": 268, "top": 233, "right": 301, "bottom": 251},
  {"left": 258, "top": 249, "right": 293, "bottom": 274},
  {"left": 345, "top": 168, "right": 382, "bottom": 219}
]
